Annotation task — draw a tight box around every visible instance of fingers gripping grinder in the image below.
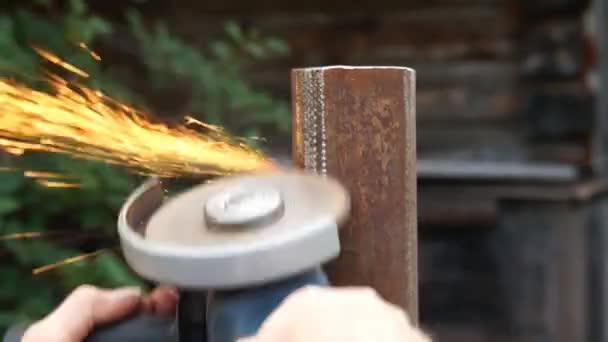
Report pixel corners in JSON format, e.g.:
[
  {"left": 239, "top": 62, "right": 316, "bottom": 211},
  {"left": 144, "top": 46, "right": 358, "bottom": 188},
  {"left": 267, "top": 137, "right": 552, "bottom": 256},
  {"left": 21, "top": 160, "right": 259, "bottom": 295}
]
[{"left": 14, "top": 170, "right": 349, "bottom": 342}]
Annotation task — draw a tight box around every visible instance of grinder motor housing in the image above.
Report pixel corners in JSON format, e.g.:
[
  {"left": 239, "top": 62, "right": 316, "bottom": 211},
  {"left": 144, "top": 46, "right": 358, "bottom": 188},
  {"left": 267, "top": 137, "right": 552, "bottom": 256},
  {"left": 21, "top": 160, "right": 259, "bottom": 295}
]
[{"left": 3, "top": 170, "right": 350, "bottom": 342}]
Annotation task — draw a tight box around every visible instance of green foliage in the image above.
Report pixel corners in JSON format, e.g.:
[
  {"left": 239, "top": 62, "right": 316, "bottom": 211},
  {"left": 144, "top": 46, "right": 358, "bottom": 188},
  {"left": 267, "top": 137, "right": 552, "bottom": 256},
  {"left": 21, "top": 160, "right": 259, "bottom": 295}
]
[
  {"left": 0, "top": 155, "right": 146, "bottom": 331},
  {"left": 0, "top": 0, "right": 290, "bottom": 334},
  {"left": 127, "top": 11, "right": 291, "bottom": 138}
]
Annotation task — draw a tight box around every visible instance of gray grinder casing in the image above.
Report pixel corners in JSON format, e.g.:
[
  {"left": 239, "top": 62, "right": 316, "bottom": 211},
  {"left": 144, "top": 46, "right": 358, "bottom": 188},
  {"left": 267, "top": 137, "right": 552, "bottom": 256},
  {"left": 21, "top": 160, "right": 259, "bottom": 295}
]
[{"left": 117, "top": 171, "right": 350, "bottom": 290}]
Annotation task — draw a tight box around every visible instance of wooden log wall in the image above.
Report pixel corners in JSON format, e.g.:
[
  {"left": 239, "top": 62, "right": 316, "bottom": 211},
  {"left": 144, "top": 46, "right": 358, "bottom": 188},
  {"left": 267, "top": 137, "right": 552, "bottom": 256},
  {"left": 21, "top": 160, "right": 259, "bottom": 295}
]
[{"left": 104, "top": 0, "right": 595, "bottom": 168}]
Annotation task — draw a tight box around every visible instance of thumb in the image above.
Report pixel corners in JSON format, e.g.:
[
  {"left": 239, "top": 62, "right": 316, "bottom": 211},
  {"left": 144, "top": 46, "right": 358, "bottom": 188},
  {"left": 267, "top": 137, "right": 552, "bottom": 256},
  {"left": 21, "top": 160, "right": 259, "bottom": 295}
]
[{"left": 43, "top": 285, "right": 142, "bottom": 341}]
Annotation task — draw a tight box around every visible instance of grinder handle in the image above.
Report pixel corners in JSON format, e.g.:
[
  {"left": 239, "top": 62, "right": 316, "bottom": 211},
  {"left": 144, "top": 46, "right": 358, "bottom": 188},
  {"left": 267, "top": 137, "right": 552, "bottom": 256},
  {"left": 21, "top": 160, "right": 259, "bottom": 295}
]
[
  {"left": 85, "top": 313, "right": 175, "bottom": 342},
  {"left": 2, "top": 314, "right": 175, "bottom": 342}
]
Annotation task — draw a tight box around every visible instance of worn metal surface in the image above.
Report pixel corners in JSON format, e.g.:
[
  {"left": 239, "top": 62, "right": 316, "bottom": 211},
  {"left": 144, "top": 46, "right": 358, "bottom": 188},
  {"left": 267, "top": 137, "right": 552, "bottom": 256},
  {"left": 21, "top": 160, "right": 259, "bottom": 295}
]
[{"left": 291, "top": 66, "right": 419, "bottom": 321}]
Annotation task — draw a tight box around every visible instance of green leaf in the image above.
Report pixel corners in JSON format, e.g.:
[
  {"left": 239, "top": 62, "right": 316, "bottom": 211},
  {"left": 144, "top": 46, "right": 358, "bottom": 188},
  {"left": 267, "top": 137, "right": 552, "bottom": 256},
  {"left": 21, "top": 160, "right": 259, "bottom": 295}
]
[
  {"left": 69, "top": 0, "right": 87, "bottom": 16},
  {"left": 265, "top": 37, "right": 290, "bottom": 55},
  {"left": 244, "top": 42, "right": 266, "bottom": 59},
  {"left": 224, "top": 21, "right": 243, "bottom": 43},
  {"left": 0, "top": 197, "right": 20, "bottom": 215},
  {"left": 210, "top": 41, "right": 231, "bottom": 60},
  {"left": 0, "top": 311, "right": 20, "bottom": 327},
  {"left": 0, "top": 267, "right": 21, "bottom": 301},
  {"left": 21, "top": 288, "right": 55, "bottom": 317},
  {"left": 89, "top": 17, "right": 112, "bottom": 35},
  {"left": 79, "top": 210, "right": 106, "bottom": 228},
  {"left": 0, "top": 173, "right": 23, "bottom": 194},
  {"left": 244, "top": 127, "right": 261, "bottom": 139},
  {"left": 94, "top": 253, "right": 145, "bottom": 287}
]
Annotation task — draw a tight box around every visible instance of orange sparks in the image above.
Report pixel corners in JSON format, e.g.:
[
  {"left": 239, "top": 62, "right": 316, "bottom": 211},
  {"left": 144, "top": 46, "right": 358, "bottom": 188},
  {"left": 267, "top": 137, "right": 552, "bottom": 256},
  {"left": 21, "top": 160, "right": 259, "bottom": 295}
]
[
  {"left": 0, "top": 230, "right": 84, "bottom": 240},
  {"left": 36, "top": 180, "right": 81, "bottom": 188},
  {"left": 0, "top": 168, "right": 80, "bottom": 188},
  {"left": 0, "top": 64, "right": 274, "bottom": 178},
  {"left": 184, "top": 115, "right": 225, "bottom": 133},
  {"left": 0, "top": 230, "right": 75, "bottom": 240},
  {"left": 0, "top": 232, "right": 44, "bottom": 240},
  {"left": 31, "top": 46, "right": 90, "bottom": 78},
  {"left": 4, "top": 147, "right": 24, "bottom": 155},
  {"left": 78, "top": 42, "right": 102, "bottom": 61},
  {"left": 24, "top": 171, "right": 75, "bottom": 179},
  {"left": 32, "top": 249, "right": 108, "bottom": 274}
]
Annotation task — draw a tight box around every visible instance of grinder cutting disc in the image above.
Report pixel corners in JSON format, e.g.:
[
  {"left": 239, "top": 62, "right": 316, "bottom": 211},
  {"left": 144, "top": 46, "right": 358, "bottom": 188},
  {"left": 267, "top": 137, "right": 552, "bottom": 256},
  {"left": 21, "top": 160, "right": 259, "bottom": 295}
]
[{"left": 118, "top": 170, "right": 350, "bottom": 289}]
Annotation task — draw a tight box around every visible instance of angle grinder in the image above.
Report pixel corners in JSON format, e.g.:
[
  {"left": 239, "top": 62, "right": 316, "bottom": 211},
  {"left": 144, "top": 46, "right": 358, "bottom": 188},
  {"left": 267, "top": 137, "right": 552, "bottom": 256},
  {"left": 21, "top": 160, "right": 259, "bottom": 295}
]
[{"left": 4, "top": 170, "right": 350, "bottom": 342}]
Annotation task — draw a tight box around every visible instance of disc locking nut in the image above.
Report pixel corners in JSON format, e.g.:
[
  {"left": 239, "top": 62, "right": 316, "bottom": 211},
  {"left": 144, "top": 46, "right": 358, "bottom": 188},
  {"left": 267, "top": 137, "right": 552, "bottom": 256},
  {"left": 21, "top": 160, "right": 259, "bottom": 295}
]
[{"left": 204, "top": 186, "right": 284, "bottom": 229}]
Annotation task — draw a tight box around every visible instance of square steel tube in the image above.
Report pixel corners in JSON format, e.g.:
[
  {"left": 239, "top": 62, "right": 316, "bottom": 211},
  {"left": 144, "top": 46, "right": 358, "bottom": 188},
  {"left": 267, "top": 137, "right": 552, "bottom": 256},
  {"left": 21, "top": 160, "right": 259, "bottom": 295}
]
[{"left": 291, "top": 66, "right": 419, "bottom": 322}]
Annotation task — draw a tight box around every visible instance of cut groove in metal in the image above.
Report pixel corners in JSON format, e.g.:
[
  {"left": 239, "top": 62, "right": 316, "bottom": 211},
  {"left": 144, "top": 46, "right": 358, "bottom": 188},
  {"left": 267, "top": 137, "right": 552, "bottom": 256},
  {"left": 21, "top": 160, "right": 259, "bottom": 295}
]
[{"left": 299, "top": 69, "right": 327, "bottom": 175}]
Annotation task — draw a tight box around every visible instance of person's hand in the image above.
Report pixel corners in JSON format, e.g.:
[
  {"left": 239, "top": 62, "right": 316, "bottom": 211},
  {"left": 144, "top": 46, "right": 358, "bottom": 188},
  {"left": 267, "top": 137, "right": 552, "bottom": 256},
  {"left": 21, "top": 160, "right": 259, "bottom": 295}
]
[
  {"left": 240, "top": 286, "right": 431, "bottom": 342},
  {"left": 21, "top": 285, "right": 178, "bottom": 342}
]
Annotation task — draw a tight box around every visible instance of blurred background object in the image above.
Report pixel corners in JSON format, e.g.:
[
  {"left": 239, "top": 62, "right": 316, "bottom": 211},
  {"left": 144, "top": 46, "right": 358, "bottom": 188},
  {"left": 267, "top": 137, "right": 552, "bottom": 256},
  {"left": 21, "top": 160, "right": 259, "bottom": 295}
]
[{"left": 0, "top": 1, "right": 605, "bottom": 342}]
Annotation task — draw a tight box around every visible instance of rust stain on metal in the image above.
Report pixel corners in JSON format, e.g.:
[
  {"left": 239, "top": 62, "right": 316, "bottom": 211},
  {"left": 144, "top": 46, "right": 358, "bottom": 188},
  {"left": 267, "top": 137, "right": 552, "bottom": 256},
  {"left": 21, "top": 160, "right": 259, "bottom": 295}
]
[{"left": 291, "top": 66, "right": 418, "bottom": 322}]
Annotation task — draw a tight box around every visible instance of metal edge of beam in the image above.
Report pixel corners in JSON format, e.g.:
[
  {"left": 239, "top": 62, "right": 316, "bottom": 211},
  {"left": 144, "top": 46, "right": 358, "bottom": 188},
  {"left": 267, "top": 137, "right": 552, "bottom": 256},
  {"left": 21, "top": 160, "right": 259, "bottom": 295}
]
[{"left": 417, "top": 159, "right": 579, "bottom": 182}]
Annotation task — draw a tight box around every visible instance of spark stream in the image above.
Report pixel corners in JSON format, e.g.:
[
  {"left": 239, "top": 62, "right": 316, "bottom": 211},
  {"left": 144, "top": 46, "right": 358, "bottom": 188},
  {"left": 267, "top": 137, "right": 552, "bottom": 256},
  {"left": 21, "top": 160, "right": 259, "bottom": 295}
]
[{"left": 0, "top": 49, "right": 273, "bottom": 178}]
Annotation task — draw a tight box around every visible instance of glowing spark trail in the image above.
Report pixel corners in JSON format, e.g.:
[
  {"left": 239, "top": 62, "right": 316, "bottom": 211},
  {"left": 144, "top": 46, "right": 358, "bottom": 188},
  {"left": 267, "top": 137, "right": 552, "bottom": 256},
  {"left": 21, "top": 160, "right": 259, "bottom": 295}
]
[
  {"left": 0, "top": 232, "right": 44, "bottom": 241},
  {"left": 78, "top": 42, "right": 101, "bottom": 61},
  {"left": 32, "top": 249, "right": 109, "bottom": 274},
  {"left": 31, "top": 46, "right": 90, "bottom": 78},
  {"left": 24, "top": 171, "right": 75, "bottom": 179},
  {"left": 0, "top": 51, "right": 274, "bottom": 177},
  {"left": 0, "top": 230, "right": 84, "bottom": 241},
  {"left": 36, "top": 180, "right": 81, "bottom": 188},
  {"left": 0, "top": 49, "right": 277, "bottom": 275}
]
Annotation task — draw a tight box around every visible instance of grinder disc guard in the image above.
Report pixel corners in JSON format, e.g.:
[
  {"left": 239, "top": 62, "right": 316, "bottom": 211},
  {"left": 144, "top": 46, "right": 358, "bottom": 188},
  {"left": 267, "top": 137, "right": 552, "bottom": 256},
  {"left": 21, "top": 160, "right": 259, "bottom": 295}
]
[{"left": 118, "top": 170, "right": 350, "bottom": 289}]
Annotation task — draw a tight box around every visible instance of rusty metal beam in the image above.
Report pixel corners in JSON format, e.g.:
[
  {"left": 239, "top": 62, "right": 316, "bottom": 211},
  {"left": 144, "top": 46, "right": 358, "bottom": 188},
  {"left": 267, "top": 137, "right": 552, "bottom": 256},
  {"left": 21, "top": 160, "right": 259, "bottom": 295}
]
[{"left": 291, "top": 66, "right": 418, "bottom": 322}]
